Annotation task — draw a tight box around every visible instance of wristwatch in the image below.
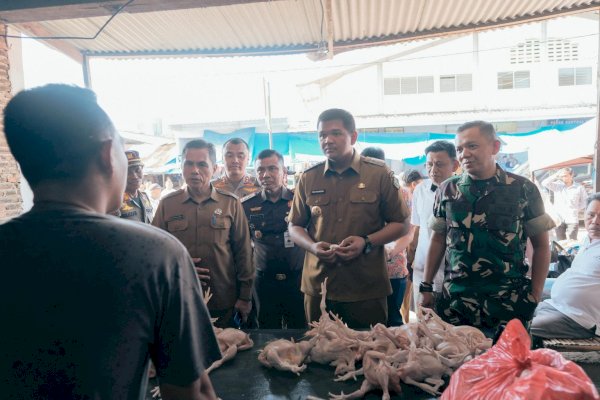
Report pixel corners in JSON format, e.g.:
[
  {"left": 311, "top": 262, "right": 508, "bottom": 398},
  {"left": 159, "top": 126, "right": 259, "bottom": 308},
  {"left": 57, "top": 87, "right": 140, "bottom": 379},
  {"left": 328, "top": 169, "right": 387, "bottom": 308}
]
[
  {"left": 419, "top": 281, "right": 434, "bottom": 293},
  {"left": 362, "top": 235, "right": 372, "bottom": 255}
]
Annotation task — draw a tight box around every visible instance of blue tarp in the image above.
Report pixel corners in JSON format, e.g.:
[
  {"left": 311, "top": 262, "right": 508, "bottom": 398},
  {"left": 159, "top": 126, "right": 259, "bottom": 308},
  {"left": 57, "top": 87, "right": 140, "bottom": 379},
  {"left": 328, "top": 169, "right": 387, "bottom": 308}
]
[{"left": 164, "top": 121, "right": 588, "bottom": 170}]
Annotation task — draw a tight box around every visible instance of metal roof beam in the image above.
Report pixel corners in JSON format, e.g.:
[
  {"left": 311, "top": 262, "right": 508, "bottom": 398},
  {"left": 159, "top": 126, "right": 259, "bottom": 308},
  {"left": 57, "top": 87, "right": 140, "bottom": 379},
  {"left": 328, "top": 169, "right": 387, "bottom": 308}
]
[
  {"left": 18, "top": 22, "right": 83, "bottom": 63},
  {"left": 0, "top": 0, "right": 278, "bottom": 24}
]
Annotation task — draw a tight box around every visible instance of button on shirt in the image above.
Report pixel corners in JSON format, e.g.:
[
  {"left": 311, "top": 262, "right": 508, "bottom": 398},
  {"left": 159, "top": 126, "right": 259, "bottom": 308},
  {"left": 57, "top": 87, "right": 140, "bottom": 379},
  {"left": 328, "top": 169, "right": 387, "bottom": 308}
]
[
  {"left": 152, "top": 186, "right": 254, "bottom": 310},
  {"left": 547, "top": 236, "right": 600, "bottom": 336},
  {"left": 289, "top": 151, "right": 410, "bottom": 302}
]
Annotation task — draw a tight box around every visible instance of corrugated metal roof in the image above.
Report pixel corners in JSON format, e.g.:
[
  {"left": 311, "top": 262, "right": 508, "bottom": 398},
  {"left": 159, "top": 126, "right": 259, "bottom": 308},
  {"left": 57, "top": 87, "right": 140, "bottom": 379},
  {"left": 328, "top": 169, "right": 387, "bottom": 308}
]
[{"left": 9, "top": 0, "right": 600, "bottom": 57}]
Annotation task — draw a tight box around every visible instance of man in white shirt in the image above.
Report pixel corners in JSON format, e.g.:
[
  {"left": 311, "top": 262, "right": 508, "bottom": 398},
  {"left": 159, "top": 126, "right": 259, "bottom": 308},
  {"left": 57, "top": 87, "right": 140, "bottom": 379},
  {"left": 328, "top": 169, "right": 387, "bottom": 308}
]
[
  {"left": 542, "top": 167, "right": 588, "bottom": 240},
  {"left": 531, "top": 193, "right": 600, "bottom": 339},
  {"left": 411, "top": 140, "right": 459, "bottom": 305}
]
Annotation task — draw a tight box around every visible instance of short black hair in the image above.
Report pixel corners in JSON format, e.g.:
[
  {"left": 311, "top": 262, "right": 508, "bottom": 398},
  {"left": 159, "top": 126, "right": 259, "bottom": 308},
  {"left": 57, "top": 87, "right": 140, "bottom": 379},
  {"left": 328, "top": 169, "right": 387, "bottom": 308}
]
[
  {"left": 457, "top": 120, "right": 498, "bottom": 142},
  {"left": 4, "top": 84, "right": 115, "bottom": 187},
  {"left": 424, "top": 140, "right": 457, "bottom": 159},
  {"left": 317, "top": 108, "right": 356, "bottom": 133},
  {"left": 222, "top": 137, "right": 250, "bottom": 153},
  {"left": 182, "top": 139, "right": 217, "bottom": 165},
  {"left": 587, "top": 192, "right": 600, "bottom": 206},
  {"left": 361, "top": 147, "right": 385, "bottom": 161},
  {"left": 256, "top": 149, "right": 284, "bottom": 165},
  {"left": 403, "top": 169, "right": 424, "bottom": 185}
]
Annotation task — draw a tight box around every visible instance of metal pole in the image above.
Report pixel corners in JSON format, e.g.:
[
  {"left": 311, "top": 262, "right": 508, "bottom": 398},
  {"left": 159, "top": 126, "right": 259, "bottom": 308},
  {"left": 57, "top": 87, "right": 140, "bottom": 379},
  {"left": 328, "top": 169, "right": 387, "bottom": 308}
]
[
  {"left": 82, "top": 54, "right": 92, "bottom": 89},
  {"left": 263, "top": 76, "right": 273, "bottom": 149},
  {"left": 595, "top": 14, "right": 600, "bottom": 191}
]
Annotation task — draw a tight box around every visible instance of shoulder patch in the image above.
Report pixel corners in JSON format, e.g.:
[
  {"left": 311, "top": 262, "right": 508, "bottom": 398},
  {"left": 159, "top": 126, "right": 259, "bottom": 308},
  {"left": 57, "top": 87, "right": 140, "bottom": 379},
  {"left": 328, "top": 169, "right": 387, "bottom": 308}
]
[
  {"left": 241, "top": 191, "right": 261, "bottom": 203},
  {"left": 162, "top": 188, "right": 185, "bottom": 200},
  {"left": 303, "top": 161, "right": 325, "bottom": 173},
  {"left": 363, "top": 156, "right": 386, "bottom": 167},
  {"left": 215, "top": 188, "right": 239, "bottom": 199}
]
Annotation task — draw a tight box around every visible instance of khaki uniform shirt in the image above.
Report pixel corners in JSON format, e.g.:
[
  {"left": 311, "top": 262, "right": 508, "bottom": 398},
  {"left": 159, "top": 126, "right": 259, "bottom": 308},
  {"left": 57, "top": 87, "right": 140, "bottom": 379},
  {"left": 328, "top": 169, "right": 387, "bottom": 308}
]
[
  {"left": 152, "top": 186, "right": 254, "bottom": 310},
  {"left": 211, "top": 174, "right": 261, "bottom": 198},
  {"left": 116, "top": 191, "right": 153, "bottom": 223},
  {"left": 289, "top": 151, "right": 410, "bottom": 302}
]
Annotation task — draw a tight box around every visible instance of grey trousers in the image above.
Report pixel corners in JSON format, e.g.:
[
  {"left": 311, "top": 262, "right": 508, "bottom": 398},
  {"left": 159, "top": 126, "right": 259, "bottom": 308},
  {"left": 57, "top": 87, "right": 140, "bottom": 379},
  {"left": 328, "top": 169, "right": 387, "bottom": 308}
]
[{"left": 530, "top": 301, "right": 596, "bottom": 339}]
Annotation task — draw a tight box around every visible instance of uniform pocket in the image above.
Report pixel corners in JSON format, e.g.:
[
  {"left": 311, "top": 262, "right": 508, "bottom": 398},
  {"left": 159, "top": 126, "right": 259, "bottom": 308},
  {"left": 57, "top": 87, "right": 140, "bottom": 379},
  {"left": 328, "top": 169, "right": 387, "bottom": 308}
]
[
  {"left": 167, "top": 219, "right": 188, "bottom": 232},
  {"left": 211, "top": 216, "right": 231, "bottom": 241}
]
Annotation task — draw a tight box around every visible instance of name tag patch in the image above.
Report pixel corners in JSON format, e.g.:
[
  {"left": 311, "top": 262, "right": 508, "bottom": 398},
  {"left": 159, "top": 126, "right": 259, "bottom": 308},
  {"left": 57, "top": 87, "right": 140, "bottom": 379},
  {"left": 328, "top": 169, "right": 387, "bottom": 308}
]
[{"left": 311, "top": 189, "right": 326, "bottom": 195}]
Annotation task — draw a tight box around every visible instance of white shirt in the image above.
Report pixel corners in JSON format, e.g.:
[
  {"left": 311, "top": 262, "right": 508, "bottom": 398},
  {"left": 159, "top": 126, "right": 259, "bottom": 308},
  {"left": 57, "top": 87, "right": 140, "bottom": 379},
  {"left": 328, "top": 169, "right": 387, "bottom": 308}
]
[
  {"left": 547, "top": 236, "right": 600, "bottom": 336},
  {"left": 541, "top": 178, "right": 587, "bottom": 224},
  {"left": 411, "top": 179, "right": 445, "bottom": 289}
]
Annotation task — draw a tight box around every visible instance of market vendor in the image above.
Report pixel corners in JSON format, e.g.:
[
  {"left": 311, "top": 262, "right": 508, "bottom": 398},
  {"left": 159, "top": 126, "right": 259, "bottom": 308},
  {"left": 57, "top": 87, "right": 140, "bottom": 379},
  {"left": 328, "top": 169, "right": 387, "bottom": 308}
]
[
  {"left": 0, "top": 84, "right": 221, "bottom": 399},
  {"left": 531, "top": 193, "right": 600, "bottom": 339},
  {"left": 420, "top": 120, "right": 555, "bottom": 332}
]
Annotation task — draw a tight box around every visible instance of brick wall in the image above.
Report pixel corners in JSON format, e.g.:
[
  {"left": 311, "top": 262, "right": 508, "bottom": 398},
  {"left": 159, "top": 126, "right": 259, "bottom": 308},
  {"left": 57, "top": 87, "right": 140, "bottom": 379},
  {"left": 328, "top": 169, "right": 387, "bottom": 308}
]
[{"left": 0, "top": 24, "right": 21, "bottom": 223}]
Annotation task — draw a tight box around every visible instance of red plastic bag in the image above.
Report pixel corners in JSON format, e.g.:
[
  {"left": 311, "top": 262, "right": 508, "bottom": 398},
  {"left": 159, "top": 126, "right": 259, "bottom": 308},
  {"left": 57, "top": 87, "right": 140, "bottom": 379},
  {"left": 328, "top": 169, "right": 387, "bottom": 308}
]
[{"left": 441, "top": 319, "right": 600, "bottom": 400}]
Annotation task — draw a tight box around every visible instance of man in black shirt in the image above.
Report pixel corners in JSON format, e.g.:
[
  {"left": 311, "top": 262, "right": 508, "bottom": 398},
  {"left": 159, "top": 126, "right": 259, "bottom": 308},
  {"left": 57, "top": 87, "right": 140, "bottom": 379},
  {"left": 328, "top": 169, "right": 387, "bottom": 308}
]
[
  {"left": 0, "top": 84, "right": 221, "bottom": 400},
  {"left": 242, "top": 149, "right": 305, "bottom": 328}
]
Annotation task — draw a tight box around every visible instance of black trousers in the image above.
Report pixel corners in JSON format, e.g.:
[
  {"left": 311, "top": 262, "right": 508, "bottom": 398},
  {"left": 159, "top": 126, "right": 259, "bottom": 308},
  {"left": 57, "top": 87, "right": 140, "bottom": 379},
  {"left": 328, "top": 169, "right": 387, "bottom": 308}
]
[{"left": 255, "top": 270, "right": 305, "bottom": 329}]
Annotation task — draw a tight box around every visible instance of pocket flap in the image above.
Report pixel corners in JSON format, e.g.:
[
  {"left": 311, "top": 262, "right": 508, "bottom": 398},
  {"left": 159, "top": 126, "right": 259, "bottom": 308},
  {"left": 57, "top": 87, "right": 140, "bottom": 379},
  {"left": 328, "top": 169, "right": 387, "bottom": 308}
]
[
  {"left": 349, "top": 190, "right": 377, "bottom": 203},
  {"left": 306, "top": 194, "right": 330, "bottom": 206},
  {"left": 167, "top": 219, "right": 188, "bottom": 232}
]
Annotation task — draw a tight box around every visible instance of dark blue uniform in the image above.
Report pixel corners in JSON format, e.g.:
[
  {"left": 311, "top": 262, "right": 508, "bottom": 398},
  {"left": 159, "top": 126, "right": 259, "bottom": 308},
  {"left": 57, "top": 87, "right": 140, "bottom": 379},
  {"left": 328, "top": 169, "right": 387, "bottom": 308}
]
[{"left": 242, "top": 187, "right": 305, "bottom": 328}]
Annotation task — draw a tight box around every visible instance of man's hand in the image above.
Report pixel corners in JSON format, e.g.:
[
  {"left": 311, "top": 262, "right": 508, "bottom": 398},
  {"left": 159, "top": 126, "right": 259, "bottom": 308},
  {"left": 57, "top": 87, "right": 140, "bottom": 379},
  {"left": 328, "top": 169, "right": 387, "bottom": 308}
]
[
  {"left": 192, "top": 258, "right": 210, "bottom": 287},
  {"left": 419, "top": 292, "right": 434, "bottom": 309},
  {"left": 311, "top": 241, "right": 338, "bottom": 263},
  {"left": 234, "top": 299, "right": 252, "bottom": 323},
  {"left": 336, "top": 236, "right": 365, "bottom": 261}
]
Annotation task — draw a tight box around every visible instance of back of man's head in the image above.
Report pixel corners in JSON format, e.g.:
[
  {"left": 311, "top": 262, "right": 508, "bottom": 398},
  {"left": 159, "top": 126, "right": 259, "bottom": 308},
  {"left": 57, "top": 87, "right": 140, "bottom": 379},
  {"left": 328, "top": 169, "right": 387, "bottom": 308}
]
[
  {"left": 4, "top": 84, "right": 114, "bottom": 187},
  {"left": 361, "top": 147, "right": 385, "bottom": 161}
]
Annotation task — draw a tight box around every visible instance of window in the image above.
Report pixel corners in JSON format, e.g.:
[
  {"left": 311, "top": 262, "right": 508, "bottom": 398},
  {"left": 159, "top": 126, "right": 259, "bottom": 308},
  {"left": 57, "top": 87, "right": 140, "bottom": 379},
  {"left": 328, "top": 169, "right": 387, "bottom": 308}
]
[
  {"left": 497, "top": 71, "right": 530, "bottom": 90},
  {"left": 440, "top": 74, "right": 472, "bottom": 92},
  {"left": 558, "top": 67, "right": 592, "bottom": 86},
  {"left": 384, "top": 75, "right": 433, "bottom": 95}
]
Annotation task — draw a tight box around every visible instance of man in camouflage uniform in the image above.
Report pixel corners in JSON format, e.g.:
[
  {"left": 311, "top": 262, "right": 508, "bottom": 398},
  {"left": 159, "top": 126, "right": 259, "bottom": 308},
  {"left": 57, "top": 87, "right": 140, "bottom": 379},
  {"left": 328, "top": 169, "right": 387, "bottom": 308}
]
[
  {"left": 117, "top": 150, "right": 153, "bottom": 223},
  {"left": 212, "top": 138, "right": 261, "bottom": 198},
  {"left": 420, "top": 121, "right": 554, "bottom": 332}
]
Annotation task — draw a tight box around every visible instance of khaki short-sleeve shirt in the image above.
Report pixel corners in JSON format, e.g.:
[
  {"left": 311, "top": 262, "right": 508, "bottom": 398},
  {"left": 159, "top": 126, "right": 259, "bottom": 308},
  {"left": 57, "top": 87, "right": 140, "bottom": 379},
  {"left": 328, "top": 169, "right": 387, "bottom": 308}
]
[
  {"left": 152, "top": 186, "right": 254, "bottom": 310},
  {"left": 289, "top": 151, "right": 410, "bottom": 301}
]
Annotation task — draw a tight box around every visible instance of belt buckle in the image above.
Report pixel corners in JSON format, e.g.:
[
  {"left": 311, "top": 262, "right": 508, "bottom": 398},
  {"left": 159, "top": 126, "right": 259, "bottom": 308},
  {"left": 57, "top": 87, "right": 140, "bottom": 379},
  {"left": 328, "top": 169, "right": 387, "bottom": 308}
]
[{"left": 275, "top": 273, "right": 287, "bottom": 281}]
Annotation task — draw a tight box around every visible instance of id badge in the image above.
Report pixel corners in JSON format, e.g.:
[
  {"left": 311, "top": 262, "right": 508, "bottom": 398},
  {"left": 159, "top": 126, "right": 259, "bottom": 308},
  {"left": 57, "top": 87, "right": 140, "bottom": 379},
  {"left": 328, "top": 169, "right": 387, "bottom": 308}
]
[{"left": 284, "top": 231, "right": 294, "bottom": 248}]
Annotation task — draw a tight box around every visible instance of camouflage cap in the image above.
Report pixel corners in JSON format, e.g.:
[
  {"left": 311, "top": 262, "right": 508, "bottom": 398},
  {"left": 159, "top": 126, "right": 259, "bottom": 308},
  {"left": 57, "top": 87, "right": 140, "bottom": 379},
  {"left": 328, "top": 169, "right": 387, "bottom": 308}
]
[{"left": 125, "top": 150, "right": 143, "bottom": 167}]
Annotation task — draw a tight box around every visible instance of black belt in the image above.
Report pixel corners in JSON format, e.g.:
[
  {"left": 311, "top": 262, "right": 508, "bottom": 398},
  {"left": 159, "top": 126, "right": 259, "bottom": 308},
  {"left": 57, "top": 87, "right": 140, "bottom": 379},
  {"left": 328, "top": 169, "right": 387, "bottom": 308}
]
[{"left": 256, "top": 269, "right": 300, "bottom": 281}]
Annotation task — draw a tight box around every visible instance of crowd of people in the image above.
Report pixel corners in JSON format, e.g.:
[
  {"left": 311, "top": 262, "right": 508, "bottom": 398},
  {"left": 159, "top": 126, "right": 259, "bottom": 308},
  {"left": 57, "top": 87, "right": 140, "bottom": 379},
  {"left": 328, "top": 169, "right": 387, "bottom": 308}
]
[{"left": 2, "top": 83, "right": 599, "bottom": 399}]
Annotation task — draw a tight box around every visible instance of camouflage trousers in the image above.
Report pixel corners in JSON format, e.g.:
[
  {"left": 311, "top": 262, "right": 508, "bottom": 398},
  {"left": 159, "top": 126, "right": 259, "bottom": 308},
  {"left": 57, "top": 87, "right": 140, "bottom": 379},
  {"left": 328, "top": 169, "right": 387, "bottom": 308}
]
[{"left": 436, "top": 278, "right": 538, "bottom": 331}]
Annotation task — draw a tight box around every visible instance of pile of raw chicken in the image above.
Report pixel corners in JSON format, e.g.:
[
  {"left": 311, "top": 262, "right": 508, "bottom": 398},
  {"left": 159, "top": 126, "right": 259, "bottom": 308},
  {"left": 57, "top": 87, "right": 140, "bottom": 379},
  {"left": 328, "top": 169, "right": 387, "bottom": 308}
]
[
  {"left": 258, "top": 279, "right": 493, "bottom": 399},
  {"left": 150, "top": 288, "right": 255, "bottom": 398}
]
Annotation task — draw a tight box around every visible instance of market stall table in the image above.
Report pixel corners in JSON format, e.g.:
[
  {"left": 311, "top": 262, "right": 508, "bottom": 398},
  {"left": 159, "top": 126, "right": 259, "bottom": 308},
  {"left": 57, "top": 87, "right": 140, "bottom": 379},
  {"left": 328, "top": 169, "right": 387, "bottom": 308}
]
[{"left": 148, "top": 329, "right": 600, "bottom": 399}]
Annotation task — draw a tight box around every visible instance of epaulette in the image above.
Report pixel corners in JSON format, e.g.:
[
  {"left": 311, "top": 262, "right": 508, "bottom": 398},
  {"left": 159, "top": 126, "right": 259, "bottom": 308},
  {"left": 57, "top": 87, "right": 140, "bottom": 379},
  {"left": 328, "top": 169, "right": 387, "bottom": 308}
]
[
  {"left": 162, "top": 188, "right": 185, "bottom": 200},
  {"left": 303, "top": 161, "right": 325, "bottom": 173},
  {"left": 215, "top": 187, "right": 239, "bottom": 199},
  {"left": 362, "top": 156, "right": 386, "bottom": 167},
  {"left": 241, "top": 191, "right": 261, "bottom": 203}
]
